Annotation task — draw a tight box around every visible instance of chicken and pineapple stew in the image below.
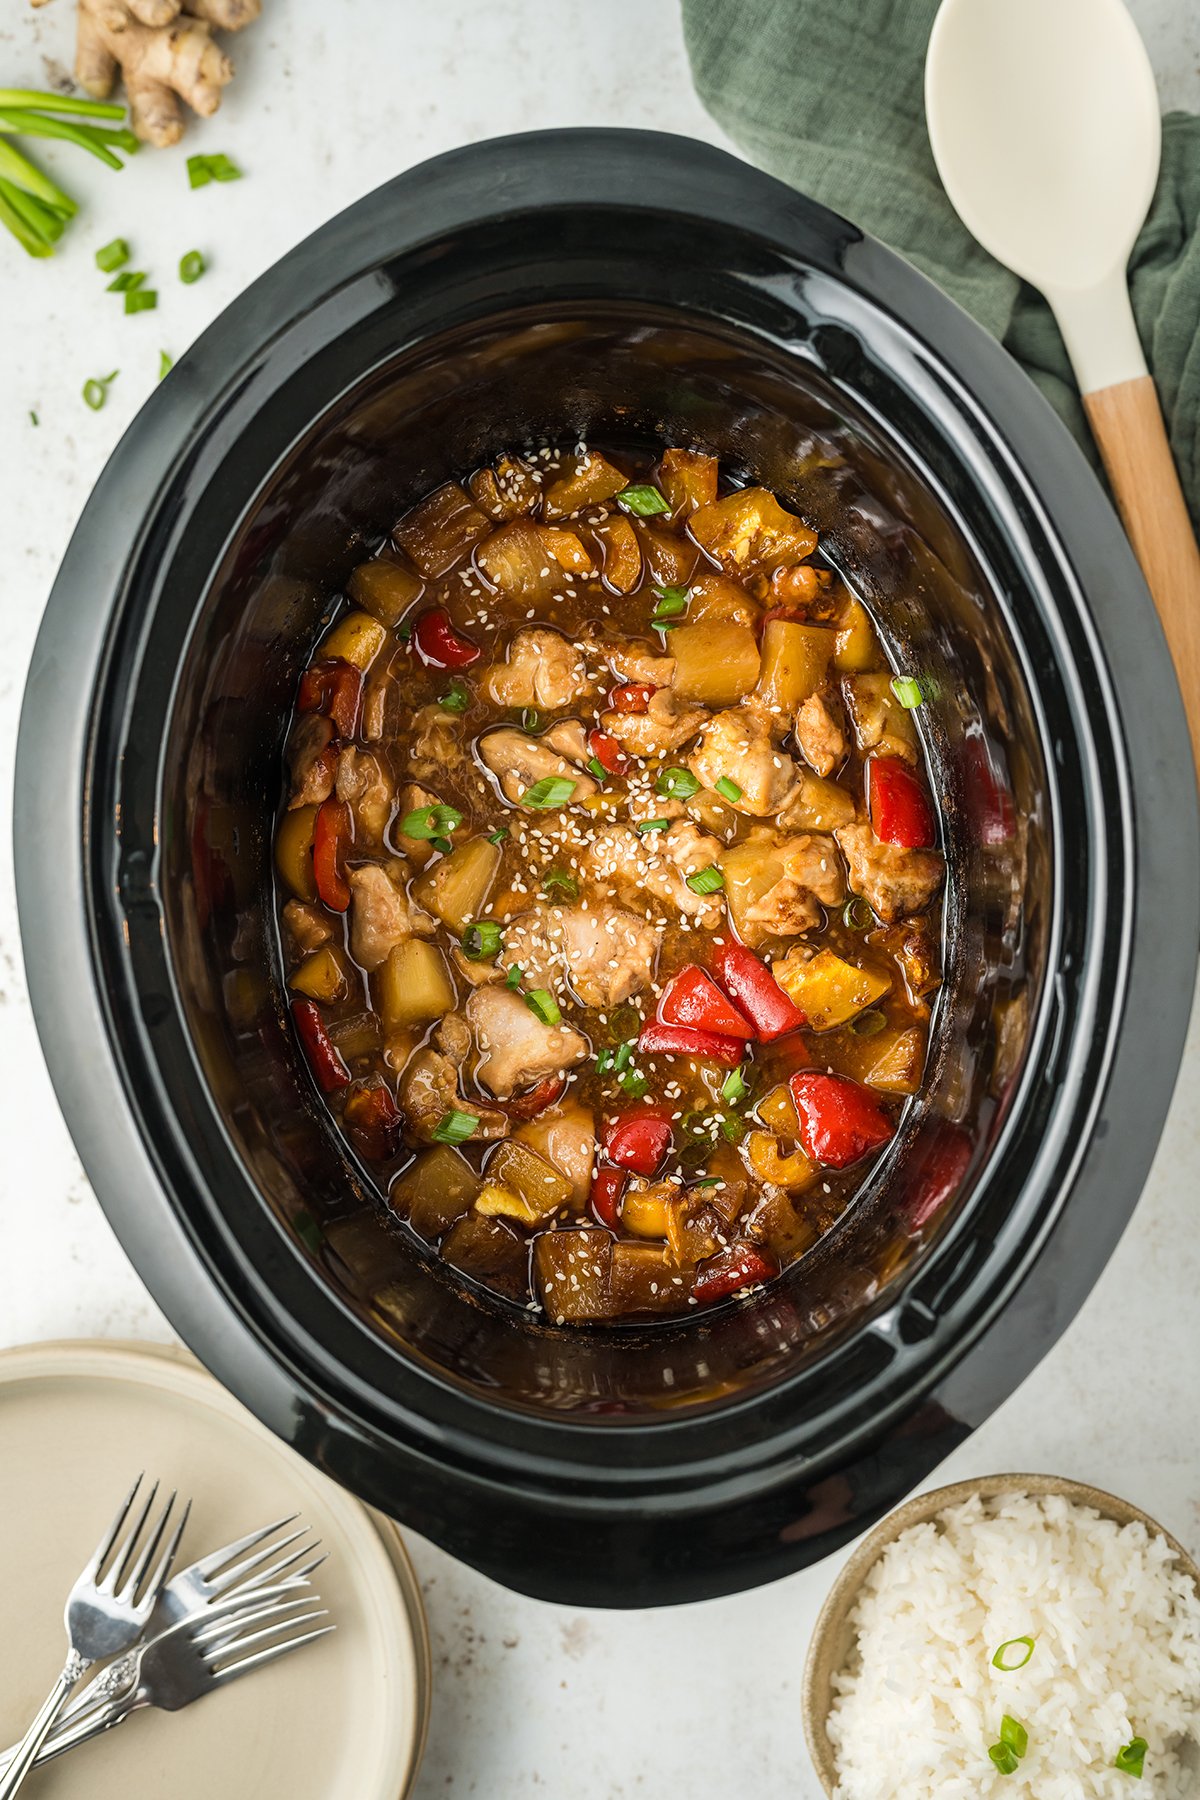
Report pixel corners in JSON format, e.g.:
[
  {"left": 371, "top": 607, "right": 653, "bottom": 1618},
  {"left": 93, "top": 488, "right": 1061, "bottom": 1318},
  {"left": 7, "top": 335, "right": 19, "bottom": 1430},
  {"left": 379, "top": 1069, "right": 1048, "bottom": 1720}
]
[{"left": 275, "top": 444, "right": 946, "bottom": 1325}]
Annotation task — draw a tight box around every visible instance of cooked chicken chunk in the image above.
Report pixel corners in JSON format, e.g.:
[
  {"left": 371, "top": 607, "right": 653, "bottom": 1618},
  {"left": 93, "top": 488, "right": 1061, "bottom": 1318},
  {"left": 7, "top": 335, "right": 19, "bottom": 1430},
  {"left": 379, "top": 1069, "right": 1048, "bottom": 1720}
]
[
  {"left": 478, "top": 728, "right": 598, "bottom": 807},
  {"left": 281, "top": 899, "right": 333, "bottom": 955},
  {"left": 793, "top": 691, "right": 846, "bottom": 778},
  {"left": 348, "top": 862, "right": 432, "bottom": 971},
  {"left": 743, "top": 832, "right": 846, "bottom": 937},
  {"left": 408, "top": 704, "right": 470, "bottom": 783},
  {"left": 540, "top": 719, "right": 592, "bottom": 766},
  {"left": 336, "top": 746, "right": 394, "bottom": 842},
  {"left": 467, "top": 986, "right": 588, "bottom": 1099},
  {"left": 600, "top": 688, "right": 709, "bottom": 757},
  {"left": 689, "top": 705, "right": 800, "bottom": 815},
  {"left": 836, "top": 821, "right": 944, "bottom": 923},
  {"left": 841, "top": 674, "right": 919, "bottom": 764},
  {"left": 398, "top": 1014, "right": 509, "bottom": 1145},
  {"left": 287, "top": 713, "right": 336, "bottom": 808},
  {"left": 499, "top": 902, "right": 658, "bottom": 1008},
  {"left": 584, "top": 821, "right": 725, "bottom": 926},
  {"left": 558, "top": 903, "right": 660, "bottom": 1007},
  {"left": 587, "top": 631, "right": 675, "bottom": 688},
  {"left": 480, "top": 627, "right": 593, "bottom": 710}
]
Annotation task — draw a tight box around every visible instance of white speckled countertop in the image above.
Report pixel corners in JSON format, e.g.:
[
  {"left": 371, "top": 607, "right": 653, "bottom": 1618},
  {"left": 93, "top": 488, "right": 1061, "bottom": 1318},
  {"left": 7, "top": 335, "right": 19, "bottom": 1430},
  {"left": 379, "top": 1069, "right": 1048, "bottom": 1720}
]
[{"left": 0, "top": 4, "right": 1197, "bottom": 1795}]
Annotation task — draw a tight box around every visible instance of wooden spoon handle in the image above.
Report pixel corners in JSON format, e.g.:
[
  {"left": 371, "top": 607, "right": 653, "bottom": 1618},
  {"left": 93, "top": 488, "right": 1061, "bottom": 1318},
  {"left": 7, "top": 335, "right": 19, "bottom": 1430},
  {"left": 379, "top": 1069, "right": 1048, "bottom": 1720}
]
[{"left": 1083, "top": 374, "right": 1200, "bottom": 776}]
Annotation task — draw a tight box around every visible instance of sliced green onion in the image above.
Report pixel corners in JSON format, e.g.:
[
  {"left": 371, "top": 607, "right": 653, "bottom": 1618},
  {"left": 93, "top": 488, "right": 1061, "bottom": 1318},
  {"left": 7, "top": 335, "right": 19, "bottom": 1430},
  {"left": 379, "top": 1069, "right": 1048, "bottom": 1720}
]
[
  {"left": 179, "top": 248, "right": 205, "bottom": 284},
  {"left": 398, "top": 622, "right": 413, "bottom": 642},
  {"left": 106, "top": 269, "right": 145, "bottom": 291},
  {"left": 686, "top": 866, "right": 724, "bottom": 895},
  {"left": 440, "top": 679, "right": 470, "bottom": 713},
  {"left": 988, "top": 1743, "right": 1020, "bottom": 1776},
  {"left": 541, "top": 869, "right": 578, "bottom": 900},
  {"left": 506, "top": 964, "right": 523, "bottom": 989},
  {"left": 991, "top": 1637, "right": 1036, "bottom": 1672},
  {"left": 608, "top": 1003, "right": 640, "bottom": 1041},
  {"left": 613, "top": 1042, "right": 634, "bottom": 1073},
  {"left": 891, "top": 675, "right": 924, "bottom": 710},
  {"left": 1114, "top": 1737, "right": 1147, "bottom": 1778},
  {"left": 652, "top": 593, "right": 689, "bottom": 622},
  {"left": 158, "top": 349, "right": 172, "bottom": 380},
  {"left": 615, "top": 483, "right": 670, "bottom": 517},
  {"left": 721, "top": 1066, "right": 748, "bottom": 1105},
  {"left": 461, "top": 920, "right": 502, "bottom": 960},
  {"left": 82, "top": 369, "right": 118, "bottom": 410},
  {"left": 715, "top": 777, "right": 742, "bottom": 803},
  {"left": 124, "top": 287, "right": 157, "bottom": 313},
  {"left": 522, "top": 776, "right": 576, "bottom": 809},
  {"left": 618, "top": 1070, "right": 648, "bottom": 1098},
  {"left": 636, "top": 818, "right": 671, "bottom": 834},
  {"left": 187, "top": 152, "right": 242, "bottom": 188},
  {"left": 720, "top": 1114, "right": 747, "bottom": 1145},
  {"left": 656, "top": 766, "right": 700, "bottom": 801},
  {"left": 596, "top": 1047, "right": 615, "bottom": 1075},
  {"left": 520, "top": 707, "right": 542, "bottom": 733},
  {"left": 95, "top": 236, "right": 128, "bottom": 272},
  {"left": 525, "top": 988, "right": 561, "bottom": 1027},
  {"left": 587, "top": 756, "right": 607, "bottom": 781},
  {"left": 843, "top": 895, "right": 873, "bottom": 929},
  {"left": 999, "top": 1717, "right": 1028, "bottom": 1759},
  {"left": 850, "top": 1009, "right": 887, "bottom": 1038},
  {"left": 399, "top": 803, "right": 463, "bottom": 840},
  {"left": 432, "top": 1109, "right": 478, "bottom": 1146},
  {"left": 431, "top": 836, "right": 452, "bottom": 854},
  {"left": 487, "top": 828, "right": 508, "bottom": 845},
  {"left": 28, "top": 409, "right": 38, "bottom": 426}
]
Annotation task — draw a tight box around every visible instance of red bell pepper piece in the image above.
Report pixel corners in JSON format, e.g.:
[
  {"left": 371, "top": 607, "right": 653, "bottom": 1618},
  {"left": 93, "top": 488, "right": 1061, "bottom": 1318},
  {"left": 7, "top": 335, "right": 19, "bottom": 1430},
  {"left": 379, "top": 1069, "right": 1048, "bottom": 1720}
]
[
  {"left": 587, "top": 726, "right": 628, "bottom": 775},
  {"left": 412, "top": 606, "right": 481, "bottom": 669},
  {"left": 692, "top": 1242, "right": 779, "bottom": 1306},
  {"left": 608, "top": 682, "right": 656, "bottom": 714},
  {"left": 495, "top": 1075, "right": 567, "bottom": 1121},
  {"left": 657, "top": 965, "right": 753, "bottom": 1040},
  {"left": 343, "top": 1080, "right": 403, "bottom": 1159},
  {"left": 602, "top": 1109, "right": 674, "bottom": 1177},
  {"left": 291, "top": 998, "right": 351, "bottom": 1093},
  {"left": 636, "top": 1020, "right": 746, "bottom": 1068},
  {"left": 313, "top": 797, "right": 352, "bottom": 912},
  {"left": 710, "top": 941, "right": 806, "bottom": 1042},
  {"left": 788, "top": 1072, "right": 895, "bottom": 1169},
  {"left": 590, "top": 1162, "right": 627, "bottom": 1231},
  {"left": 298, "top": 657, "right": 363, "bottom": 740},
  {"left": 867, "top": 757, "right": 936, "bottom": 850}
]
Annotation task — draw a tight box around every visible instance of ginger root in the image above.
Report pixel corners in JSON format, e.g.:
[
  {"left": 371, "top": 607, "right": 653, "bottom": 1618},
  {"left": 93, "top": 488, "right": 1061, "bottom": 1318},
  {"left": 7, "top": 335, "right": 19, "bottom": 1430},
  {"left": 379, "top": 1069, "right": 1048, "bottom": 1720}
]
[{"left": 42, "top": 0, "right": 262, "bottom": 147}]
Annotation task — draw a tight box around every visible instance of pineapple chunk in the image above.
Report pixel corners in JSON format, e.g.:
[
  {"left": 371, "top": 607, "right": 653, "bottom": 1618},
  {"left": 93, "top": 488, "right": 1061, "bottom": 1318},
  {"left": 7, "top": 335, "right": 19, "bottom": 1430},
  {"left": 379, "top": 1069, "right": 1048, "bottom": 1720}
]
[
  {"left": 690, "top": 487, "right": 817, "bottom": 575},
  {"left": 745, "top": 1130, "right": 818, "bottom": 1193},
  {"left": 319, "top": 609, "right": 388, "bottom": 671},
  {"left": 542, "top": 450, "right": 628, "bottom": 520},
  {"left": 394, "top": 482, "right": 491, "bottom": 577},
  {"left": 772, "top": 947, "right": 890, "bottom": 1032}
]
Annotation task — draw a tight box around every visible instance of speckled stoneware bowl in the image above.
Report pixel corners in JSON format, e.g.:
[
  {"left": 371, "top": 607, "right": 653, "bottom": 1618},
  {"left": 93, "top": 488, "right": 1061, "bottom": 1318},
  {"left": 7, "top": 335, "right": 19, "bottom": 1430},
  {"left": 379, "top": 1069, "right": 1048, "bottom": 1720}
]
[{"left": 802, "top": 1472, "right": 1200, "bottom": 1796}]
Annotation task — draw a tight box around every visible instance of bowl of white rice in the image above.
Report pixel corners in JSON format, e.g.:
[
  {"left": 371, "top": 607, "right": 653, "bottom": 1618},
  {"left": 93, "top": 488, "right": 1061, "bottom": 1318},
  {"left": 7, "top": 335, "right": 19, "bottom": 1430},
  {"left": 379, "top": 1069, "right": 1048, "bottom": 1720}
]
[{"left": 804, "top": 1474, "right": 1200, "bottom": 1799}]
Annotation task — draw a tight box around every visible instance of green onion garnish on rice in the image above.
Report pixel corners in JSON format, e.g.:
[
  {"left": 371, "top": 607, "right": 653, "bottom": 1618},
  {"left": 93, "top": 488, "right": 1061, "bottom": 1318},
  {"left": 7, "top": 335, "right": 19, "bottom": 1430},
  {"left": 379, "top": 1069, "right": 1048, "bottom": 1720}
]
[
  {"left": 1114, "top": 1737, "right": 1147, "bottom": 1778},
  {"left": 991, "top": 1636, "right": 1036, "bottom": 1671}
]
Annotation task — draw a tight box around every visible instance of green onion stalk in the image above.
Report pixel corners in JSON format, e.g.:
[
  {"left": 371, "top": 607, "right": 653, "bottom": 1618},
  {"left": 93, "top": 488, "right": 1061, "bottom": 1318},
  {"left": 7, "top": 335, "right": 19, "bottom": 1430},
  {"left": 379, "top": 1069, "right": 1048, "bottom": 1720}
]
[{"left": 0, "top": 90, "right": 136, "bottom": 258}]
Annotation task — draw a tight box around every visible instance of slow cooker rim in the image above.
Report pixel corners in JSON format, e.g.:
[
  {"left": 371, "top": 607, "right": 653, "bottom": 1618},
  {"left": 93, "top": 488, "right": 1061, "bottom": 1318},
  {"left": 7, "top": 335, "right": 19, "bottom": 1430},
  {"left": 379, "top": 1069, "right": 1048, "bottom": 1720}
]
[{"left": 15, "top": 131, "right": 1199, "bottom": 1592}]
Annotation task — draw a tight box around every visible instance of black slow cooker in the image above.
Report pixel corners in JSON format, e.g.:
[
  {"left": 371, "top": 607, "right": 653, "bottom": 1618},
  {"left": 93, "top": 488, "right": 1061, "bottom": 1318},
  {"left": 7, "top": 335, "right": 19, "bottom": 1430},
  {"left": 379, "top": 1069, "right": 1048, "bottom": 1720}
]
[{"left": 14, "top": 132, "right": 1198, "bottom": 1605}]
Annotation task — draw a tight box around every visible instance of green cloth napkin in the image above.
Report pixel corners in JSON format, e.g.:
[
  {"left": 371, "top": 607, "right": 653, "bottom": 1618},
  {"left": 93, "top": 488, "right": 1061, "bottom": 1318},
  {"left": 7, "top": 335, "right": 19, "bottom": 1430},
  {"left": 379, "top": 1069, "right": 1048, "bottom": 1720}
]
[{"left": 682, "top": 0, "right": 1200, "bottom": 529}]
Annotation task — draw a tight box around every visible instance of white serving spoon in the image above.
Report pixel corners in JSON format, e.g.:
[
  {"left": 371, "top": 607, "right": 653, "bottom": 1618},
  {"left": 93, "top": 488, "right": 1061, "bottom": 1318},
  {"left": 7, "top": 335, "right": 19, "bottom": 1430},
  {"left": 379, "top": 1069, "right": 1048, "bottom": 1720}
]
[{"left": 926, "top": 0, "right": 1200, "bottom": 772}]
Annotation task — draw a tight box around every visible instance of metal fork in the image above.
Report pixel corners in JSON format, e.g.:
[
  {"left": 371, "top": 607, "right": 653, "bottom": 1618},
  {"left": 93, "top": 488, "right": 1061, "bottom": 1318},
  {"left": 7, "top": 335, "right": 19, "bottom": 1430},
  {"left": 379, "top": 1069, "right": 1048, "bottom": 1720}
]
[
  {"left": 0, "top": 1586, "right": 334, "bottom": 1772},
  {"left": 48, "top": 1513, "right": 324, "bottom": 1739},
  {"left": 0, "top": 1474, "right": 188, "bottom": 1799}
]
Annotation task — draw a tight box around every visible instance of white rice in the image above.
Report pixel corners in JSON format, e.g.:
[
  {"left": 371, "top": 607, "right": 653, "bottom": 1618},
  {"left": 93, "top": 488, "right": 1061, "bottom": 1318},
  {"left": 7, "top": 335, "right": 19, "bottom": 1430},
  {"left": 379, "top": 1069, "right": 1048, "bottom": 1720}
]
[{"left": 826, "top": 1492, "right": 1200, "bottom": 1799}]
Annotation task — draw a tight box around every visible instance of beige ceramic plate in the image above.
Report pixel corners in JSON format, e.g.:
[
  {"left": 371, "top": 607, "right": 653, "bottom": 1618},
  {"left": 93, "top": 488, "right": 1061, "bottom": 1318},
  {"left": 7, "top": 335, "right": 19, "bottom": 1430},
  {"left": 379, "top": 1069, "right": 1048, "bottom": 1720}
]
[
  {"left": 802, "top": 1471, "right": 1200, "bottom": 1796},
  {"left": 0, "top": 1339, "right": 429, "bottom": 1800}
]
